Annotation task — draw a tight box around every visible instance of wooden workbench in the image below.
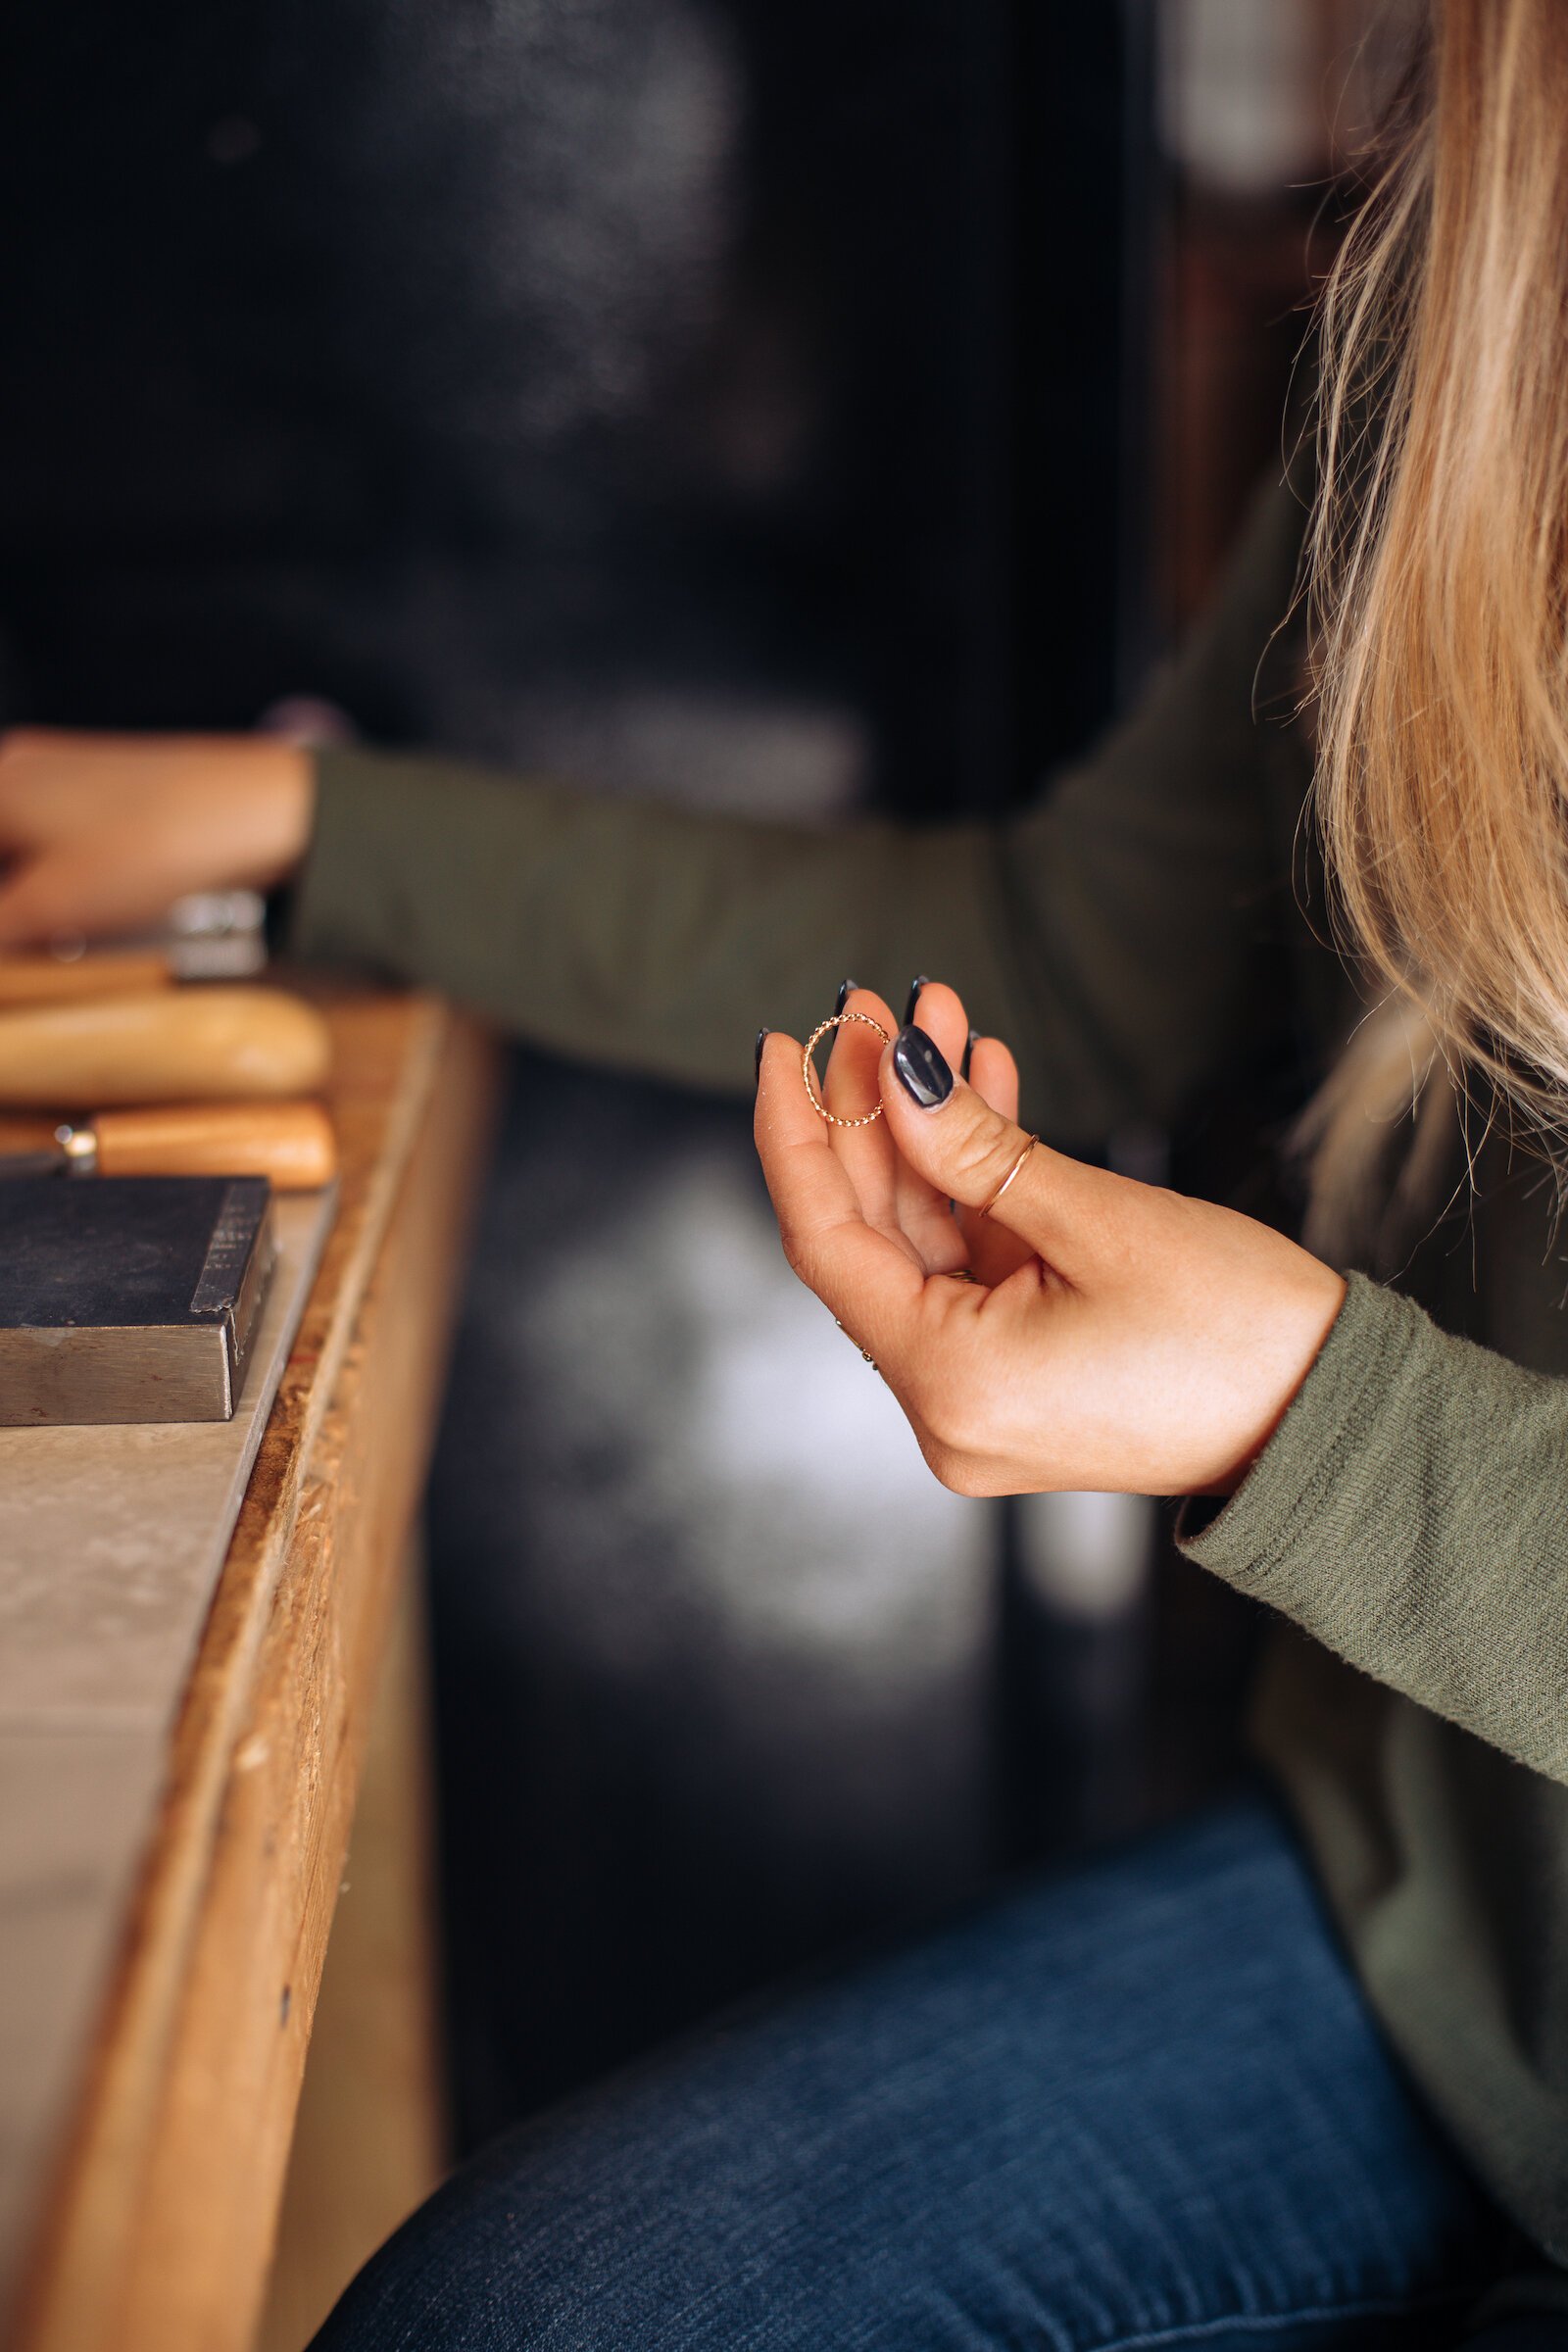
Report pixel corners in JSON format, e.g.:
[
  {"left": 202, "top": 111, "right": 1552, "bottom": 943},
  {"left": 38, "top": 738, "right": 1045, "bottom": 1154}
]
[{"left": 5, "top": 994, "right": 497, "bottom": 2352}]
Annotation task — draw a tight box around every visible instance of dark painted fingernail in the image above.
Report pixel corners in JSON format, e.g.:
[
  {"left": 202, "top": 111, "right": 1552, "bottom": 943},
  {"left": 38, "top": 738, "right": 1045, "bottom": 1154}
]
[
  {"left": 961, "top": 1026, "right": 980, "bottom": 1080},
  {"left": 893, "top": 1023, "right": 953, "bottom": 1108},
  {"left": 826, "top": 978, "right": 858, "bottom": 1064},
  {"left": 904, "top": 974, "right": 931, "bottom": 1026},
  {"left": 755, "top": 1028, "right": 768, "bottom": 1087}
]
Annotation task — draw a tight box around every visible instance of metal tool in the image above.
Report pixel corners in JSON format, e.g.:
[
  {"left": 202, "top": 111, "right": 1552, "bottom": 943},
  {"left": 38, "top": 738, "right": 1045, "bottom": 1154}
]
[
  {"left": 0, "top": 1175, "right": 275, "bottom": 1426},
  {"left": 0, "top": 891, "right": 270, "bottom": 1005}
]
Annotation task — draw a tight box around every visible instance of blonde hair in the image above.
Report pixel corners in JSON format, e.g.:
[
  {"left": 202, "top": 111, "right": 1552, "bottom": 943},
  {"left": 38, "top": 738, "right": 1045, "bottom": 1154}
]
[{"left": 1305, "top": 0, "right": 1568, "bottom": 1242}]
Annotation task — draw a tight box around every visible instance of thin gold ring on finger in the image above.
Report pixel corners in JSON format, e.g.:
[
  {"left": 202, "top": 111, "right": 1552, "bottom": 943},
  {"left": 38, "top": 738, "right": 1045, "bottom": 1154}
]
[
  {"left": 803, "top": 1010, "right": 890, "bottom": 1127},
  {"left": 978, "top": 1134, "right": 1038, "bottom": 1219},
  {"left": 833, "top": 1316, "right": 878, "bottom": 1368}
]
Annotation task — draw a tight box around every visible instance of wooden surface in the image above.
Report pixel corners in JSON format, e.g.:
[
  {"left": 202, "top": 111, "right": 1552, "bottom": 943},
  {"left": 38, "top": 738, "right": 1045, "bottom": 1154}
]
[
  {"left": 0, "top": 1188, "right": 338, "bottom": 2311},
  {"left": 11, "top": 995, "right": 497, "bottom": 2352},
  {"left": 257, "top": 1560, "right": 445, "bottom": 2352}
]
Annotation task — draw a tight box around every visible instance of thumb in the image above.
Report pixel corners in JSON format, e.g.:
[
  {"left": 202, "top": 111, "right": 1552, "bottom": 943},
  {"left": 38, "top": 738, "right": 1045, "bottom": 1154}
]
[{"left": 880, "top": 1022, "right": 1099, "bottom": 1273}]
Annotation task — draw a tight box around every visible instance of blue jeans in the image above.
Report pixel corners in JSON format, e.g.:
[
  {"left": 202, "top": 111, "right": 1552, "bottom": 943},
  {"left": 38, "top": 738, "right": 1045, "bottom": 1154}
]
[{"left": 313, "top": 1796, "right": 1536, "bottom": 2350}]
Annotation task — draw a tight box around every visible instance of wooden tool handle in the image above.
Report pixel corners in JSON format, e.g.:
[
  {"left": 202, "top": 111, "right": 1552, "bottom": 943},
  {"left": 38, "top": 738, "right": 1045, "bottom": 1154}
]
[
  {"left": 90, "top": 1102, "right": 337, "bottom": 1190},
  {"left": 0, "top": 951, "right": 175, "bottom": 1007},
  {"left": 0, "top": 1114, "right": 58, "bottom": 1152},
  {"left": 0, "top": 987, "right": 331, "bottom": 1107}
]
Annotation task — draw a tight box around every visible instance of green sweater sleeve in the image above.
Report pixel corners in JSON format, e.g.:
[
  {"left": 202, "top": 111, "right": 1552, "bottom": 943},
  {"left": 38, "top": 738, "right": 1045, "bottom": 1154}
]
[
  {"left": 1180, "top": 1273, "right": 1568, "bottom": 1787},
  {"left": 287, "top": 478, "right": 1305, "bottom": 1141}
]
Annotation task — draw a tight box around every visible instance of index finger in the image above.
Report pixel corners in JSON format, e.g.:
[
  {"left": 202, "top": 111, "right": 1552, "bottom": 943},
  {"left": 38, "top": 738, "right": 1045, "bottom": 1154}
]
[{"left": 754, "top": 1029, "right": 927, "bottom": 1348}]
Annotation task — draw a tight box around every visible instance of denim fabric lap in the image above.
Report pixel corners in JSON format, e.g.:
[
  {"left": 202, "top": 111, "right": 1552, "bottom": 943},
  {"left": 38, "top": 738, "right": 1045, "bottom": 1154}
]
[{"left": 312, "top": 1796, "right": 1518, "bottom": 2352}]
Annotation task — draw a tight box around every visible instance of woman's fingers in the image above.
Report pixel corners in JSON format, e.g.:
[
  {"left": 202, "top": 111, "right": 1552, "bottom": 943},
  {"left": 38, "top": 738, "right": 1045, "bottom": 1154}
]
[
  {"left": 893, "top": 981, "right": 972, "bottom": 1274},
  {"left": 0, "top": 730, "right": 313, "bottom": 948},
  {"left": 881, "top": 1022, "right": 1104, "bottom": 1281},
  {"left": 755, "top": 1028, "right": 927, "bottom": 1359},
  {"left": 966, "top": 1035, "right": 1018, "bottom": 1123},
  {"left": 956, "top": 1036, "right": 1038, "bottom": 1287},
  {"left": 814, "top": 984, "right": 968, "bottom": 1277},
  {"left": 816, "top": 986, "right": 904, "bottom": 1234}
]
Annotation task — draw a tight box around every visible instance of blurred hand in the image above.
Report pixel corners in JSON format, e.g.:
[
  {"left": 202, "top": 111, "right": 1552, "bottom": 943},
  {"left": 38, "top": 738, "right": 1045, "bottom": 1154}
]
[
  {"left": 0, "top": 728, "right": 314, "bottom": 946},
  {"left": 755, "top": 980, "right": 1347, "bottom": 1497}
]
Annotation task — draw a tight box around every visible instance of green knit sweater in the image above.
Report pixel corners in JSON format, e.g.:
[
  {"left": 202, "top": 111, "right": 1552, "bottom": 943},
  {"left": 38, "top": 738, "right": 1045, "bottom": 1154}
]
[{"left": 289, "top": 477, "right": 1568, "bottom": 2276}]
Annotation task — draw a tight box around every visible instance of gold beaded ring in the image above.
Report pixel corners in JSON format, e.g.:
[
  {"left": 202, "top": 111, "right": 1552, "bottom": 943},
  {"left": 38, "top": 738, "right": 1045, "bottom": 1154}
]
[{"left": 802, "top": 1009, "right": 891, "bottom": 1127}]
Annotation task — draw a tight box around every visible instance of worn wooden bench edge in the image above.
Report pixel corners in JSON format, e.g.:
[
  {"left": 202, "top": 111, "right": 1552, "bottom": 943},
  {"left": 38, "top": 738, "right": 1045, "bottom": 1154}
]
[{"left": 15, "top": 996, "right": 498, "bottom": 2352}]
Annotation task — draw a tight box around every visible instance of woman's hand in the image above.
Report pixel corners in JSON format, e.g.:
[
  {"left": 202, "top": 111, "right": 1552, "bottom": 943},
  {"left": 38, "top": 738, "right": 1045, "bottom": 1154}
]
[
  {"left": 0, "top": 728, "right": 314, "bottom": 945},
  {"left": 755, "top": 981, "right": 1347, "bottom": 1498}
]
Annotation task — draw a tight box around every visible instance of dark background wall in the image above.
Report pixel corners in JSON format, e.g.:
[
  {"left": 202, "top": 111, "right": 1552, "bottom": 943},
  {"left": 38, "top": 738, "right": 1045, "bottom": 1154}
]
[{"left": 0, "top": 0, "right": 1142, "bottom": 807}]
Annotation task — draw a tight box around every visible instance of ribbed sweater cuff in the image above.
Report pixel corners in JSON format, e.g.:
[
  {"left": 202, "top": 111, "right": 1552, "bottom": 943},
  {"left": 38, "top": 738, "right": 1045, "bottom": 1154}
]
[{"left": 1175, "top": 1272, "right": 1416, "bottom": 1597}]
